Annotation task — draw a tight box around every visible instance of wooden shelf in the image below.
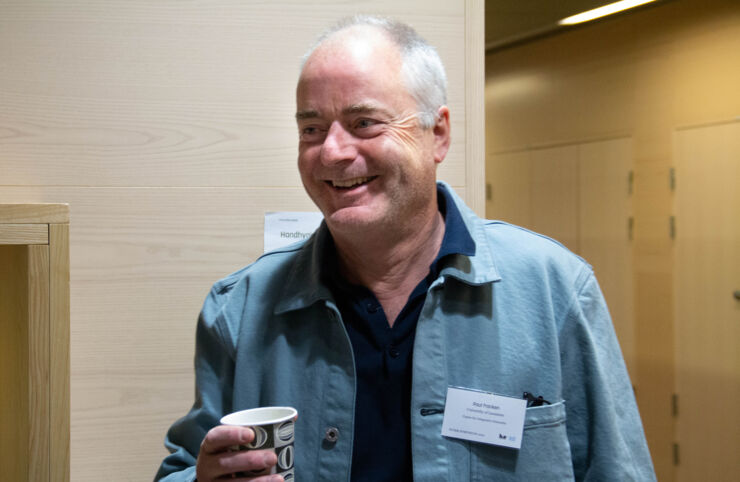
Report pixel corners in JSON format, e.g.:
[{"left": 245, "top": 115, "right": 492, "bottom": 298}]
[{"left": 0, "top": 204, "right": 70, "bottom": 482}]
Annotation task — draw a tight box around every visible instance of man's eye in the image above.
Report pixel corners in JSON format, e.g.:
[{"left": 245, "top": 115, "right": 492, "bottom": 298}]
[
  {"left": 352, "top": 118, "right": 383, "bottom": 137},
  {"left": 355, "top": 118, "right": 377, "bottom": 129},
  {"left": 300, "top": 126, "right": 326, "bottom": 142}
]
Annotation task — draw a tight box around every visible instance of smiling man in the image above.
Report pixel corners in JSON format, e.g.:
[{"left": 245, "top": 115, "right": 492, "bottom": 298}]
[
  {"left": 295, "top": 23, "right": 450, "bottom": 326},
  {"left": 156, "top": 16, "right": 656, "bottom": 482}
]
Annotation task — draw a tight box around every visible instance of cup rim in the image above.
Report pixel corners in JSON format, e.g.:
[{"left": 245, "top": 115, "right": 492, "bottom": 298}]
[{"left": 220, "top": 406, "right": 297, "bottom": 426}]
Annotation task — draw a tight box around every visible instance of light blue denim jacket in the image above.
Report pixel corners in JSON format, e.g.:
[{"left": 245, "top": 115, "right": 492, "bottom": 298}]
[{"left": 156, "top": 182, "right": 656, "bottom": 481}]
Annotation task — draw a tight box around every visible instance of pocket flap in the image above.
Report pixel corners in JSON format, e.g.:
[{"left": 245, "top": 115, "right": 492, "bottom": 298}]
[{"left": 524, "top": 400, "right": 566, "bottom": 429}]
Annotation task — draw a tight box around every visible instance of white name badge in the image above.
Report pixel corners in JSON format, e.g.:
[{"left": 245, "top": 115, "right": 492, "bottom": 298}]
[{"left": 441, "top": 386, "right": 527, "bottom": 449}]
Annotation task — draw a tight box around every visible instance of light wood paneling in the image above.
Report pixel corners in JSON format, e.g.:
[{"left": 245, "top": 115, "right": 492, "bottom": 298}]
[
  {"left": 0, "top": 2, "right": 468, "bottom": 190},
  {"left": 674, "top": 121, "right": 739, "bottom": 482},
  {"left": 530, "top": 145, "right": 579, "bottom": 251},
  {"left": 487, "top": 150, "right": 532, "bottom": 226}
]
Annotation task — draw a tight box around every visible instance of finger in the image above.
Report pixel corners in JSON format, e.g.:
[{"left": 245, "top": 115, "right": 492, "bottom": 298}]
[
  {"left": 202, "top": 449, "right": 277, "bottom": 479},
  {"left": 201, "top": 425, "right": 254, "bottom": 454}
]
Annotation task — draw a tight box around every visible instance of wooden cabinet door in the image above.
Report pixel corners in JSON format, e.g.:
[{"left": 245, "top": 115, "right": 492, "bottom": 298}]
[
  {"left": 674, "top": 120, "right": 740, "bottom": 481},
  {"left": 530, "top": 145, "right": 580, "bottom": 252},
  {"left": 579, "top": 138, "right": 635, "bottom": 379}
]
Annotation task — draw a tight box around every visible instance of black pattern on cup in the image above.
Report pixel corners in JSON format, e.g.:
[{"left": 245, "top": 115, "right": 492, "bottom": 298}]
[
  {"left": 220, "top": 406, "right": 298, "bottom": 480},
  {"left": 247, "top": 425, "right": 271, "bottom": 449},
  {"left": 277, "top": 444, "right": 294, "bottom": 470},
  {"left": 276, "top": 420, "right": 295, "bottom": 446}
]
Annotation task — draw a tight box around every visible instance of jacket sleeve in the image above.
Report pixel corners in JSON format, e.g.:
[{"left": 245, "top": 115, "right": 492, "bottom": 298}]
[
  {"left": 154, "top": 284, "right": 237, "bottom": 481},
  {"left": 560, "top": 270, "right": 656, "bottom": 481}
]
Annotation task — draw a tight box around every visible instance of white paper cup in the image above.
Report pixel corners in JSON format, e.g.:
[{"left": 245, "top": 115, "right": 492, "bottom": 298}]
[{"left": 220, "top": 406, "right": 297, "bottom": 480}]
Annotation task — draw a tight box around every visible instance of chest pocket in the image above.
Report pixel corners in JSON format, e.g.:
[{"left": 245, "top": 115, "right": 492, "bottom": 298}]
[{"left": 470, "top": 401, "right": 574, "bottom": 481}]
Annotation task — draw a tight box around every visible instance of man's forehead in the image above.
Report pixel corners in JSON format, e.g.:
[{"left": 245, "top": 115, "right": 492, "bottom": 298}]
[
  {"left": 302, "top": 27, "right": 401, "bottom": 76},
  {"left": 319, "top": 25, "right": 396, "bottom": 56}
]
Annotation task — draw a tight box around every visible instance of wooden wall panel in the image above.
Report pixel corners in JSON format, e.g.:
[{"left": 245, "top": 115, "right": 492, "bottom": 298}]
[
  {"left": 465, "top": 0, "right": 486, "bottom": 216},
  {"left": 485, "top": 0, "right": 740, "bottom": 478},
  {"left": 0, "top": 1, "right": 482, "bottom": 479},
  {"left": 530, "top": 145, "right": 579, "bottom": 251},
  {"left": 486, "top": 150, "right": 532, "bottom": 226},
  {"left": 0, "top": 2, "right": 467, "bottom": 189},
  {"left": 578, "top": 138, "right": 634, "bottom": 379}
]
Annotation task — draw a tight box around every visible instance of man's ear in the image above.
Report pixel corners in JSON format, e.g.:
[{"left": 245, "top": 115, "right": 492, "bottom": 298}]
[{"left": 433, "top": 106, "right": 451, "bottom": 164}]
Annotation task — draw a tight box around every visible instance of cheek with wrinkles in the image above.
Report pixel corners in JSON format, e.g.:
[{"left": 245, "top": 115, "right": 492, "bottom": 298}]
[{"left": 384, "top": 130, "right": 421, "bottom": 155}]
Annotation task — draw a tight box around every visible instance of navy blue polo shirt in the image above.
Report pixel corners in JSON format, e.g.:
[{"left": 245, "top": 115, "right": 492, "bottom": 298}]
[{"left": 323, "top": 186, "right": 476, "bottom": 481}]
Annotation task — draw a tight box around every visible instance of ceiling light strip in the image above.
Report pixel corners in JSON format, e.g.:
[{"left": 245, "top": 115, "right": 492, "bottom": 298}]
[{"left": 558, "top": 0, "right": 658, "bottom": 26}]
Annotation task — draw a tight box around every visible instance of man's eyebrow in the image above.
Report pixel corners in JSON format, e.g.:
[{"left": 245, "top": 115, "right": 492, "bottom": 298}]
[
  {"left": 343, "top": 103, "right": 390, "bottom": 116},
  {"left": 295, "top": 110, "right": 320, "bottom": 120},
  {"left": 295, "top": 104, "right": 392, "bottom": 120}
]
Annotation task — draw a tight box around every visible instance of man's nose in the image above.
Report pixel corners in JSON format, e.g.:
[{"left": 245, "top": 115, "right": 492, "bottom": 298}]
[{"left": 320, "top": 121, "right": 357, "bottom": 164}]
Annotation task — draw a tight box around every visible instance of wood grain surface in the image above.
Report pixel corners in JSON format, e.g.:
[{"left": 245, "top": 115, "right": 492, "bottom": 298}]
[
  {"left": 50, "top": 223, "right": 71, "bottom": 482},
  {"left": 27, "top": 245, "right": 50, "bottom": 482},
  {"left": 0, "top": 205, "right": 69, "bottom": 224},
  {"left": 0, "top": 224, "right": 49, "bottom": 245}
]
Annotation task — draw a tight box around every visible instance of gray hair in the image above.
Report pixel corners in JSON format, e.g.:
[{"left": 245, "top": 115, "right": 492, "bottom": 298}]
[{"left": 302, "top": 15, "right": 448, "bottom": 129}]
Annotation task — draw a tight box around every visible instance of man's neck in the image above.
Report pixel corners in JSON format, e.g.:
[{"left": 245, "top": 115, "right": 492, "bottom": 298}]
[{"left": 330, "top": 206, "right": 445, "bottom": 326}]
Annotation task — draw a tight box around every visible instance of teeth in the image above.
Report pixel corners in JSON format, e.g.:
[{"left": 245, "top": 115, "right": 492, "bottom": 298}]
[{"left": 331, "top": 176, "right": 372, "bottom": 188}]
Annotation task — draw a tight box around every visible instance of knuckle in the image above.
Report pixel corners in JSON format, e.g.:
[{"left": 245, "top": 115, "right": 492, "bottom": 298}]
[{"left": 216, "top": 454, "right": 235, "bottom": 472}]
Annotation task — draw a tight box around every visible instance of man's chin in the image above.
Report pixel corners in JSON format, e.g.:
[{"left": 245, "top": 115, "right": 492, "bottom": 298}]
[{"left": 324, "top": 207, "right": 384, "bottom": 233}]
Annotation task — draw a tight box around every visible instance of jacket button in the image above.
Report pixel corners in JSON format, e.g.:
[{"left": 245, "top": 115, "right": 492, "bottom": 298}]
[{"left": 324, "top": 427, "right": 339, "bottom": 443}]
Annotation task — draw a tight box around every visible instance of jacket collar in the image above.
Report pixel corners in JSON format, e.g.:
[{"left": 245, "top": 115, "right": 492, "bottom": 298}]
[{"left": 274, "top": 181, "right": 501, "bottom": 315}]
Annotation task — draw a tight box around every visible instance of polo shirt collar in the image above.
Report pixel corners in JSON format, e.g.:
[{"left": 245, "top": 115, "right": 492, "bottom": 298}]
[{"left": 433, "top": 182, "right": 476, "bottom": 267}]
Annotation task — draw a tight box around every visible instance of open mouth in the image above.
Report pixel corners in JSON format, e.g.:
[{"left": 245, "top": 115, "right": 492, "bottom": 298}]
[{"left": 328, "top": 176, "right": 377, "bottom": 189}]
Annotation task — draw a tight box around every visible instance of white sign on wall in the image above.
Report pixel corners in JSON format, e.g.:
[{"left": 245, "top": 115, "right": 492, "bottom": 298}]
[{"left": 263, "top": 211, "right": 324, "bottom": 253}]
